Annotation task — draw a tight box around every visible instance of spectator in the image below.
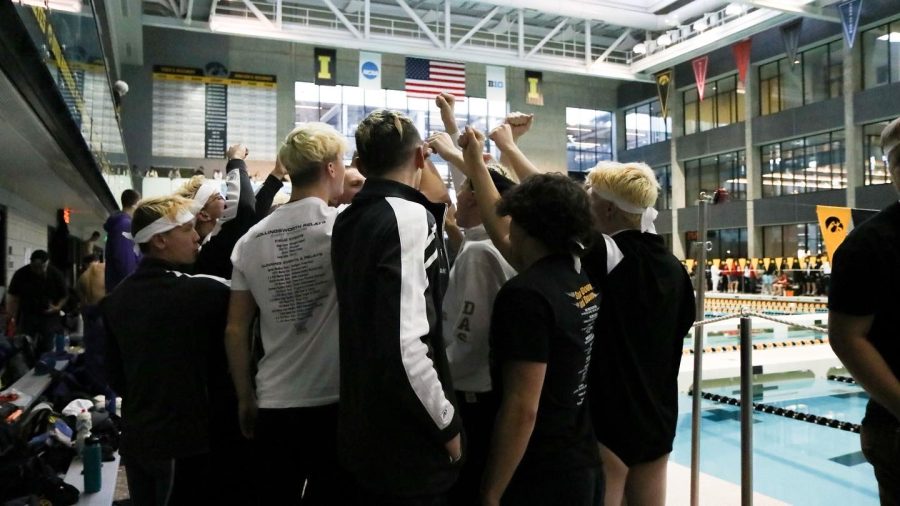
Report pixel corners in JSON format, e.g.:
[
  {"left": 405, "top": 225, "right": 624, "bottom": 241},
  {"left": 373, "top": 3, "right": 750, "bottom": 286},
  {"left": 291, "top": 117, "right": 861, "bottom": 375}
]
[
  {"left": 6, "top": 250, "right": 67, "bottom": 354},
  {"left": 829, "top": 117, "right": 900, "bottom": 506},
  {"left": 104, "top": 189, "right": 141, "bottom": 291}
]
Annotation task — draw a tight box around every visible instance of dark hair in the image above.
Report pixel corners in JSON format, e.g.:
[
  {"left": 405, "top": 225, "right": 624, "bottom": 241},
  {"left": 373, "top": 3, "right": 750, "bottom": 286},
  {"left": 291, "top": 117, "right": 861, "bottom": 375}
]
[
  {"left": 30, "top": 250, "right": 49, "bottom": 262},
  {"left": 354, "top": 110, "right": 421, "bottom": 177},
  {"left": 121, "top": 189, "right": 141, "bottom": 208},
  {"left": 496, "top": 173, "right": 593, "bottom": 256}
]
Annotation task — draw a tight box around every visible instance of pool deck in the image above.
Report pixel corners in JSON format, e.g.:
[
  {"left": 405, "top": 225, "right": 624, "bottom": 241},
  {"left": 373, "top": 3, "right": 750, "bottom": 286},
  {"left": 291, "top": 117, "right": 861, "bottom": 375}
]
[
  {"left": 666, "top": 462, "right": 789, "bottom": 505},
  {"left": 678, "top": 343, "right": 842, "bottom": 392}
]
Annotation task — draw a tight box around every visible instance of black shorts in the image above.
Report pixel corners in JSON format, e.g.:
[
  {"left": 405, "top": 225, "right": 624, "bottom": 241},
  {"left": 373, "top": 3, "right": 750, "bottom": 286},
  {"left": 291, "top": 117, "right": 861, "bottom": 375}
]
[{"left": 597, "top": 432, "right": 673, "bottom": 467}]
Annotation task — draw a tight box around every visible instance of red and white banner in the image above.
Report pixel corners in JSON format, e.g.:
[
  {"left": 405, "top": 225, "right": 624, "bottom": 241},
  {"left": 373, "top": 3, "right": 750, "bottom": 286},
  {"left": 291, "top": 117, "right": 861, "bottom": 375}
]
[
  {"left": 732, "top": 39, "right": 752, "bottom": 86},
  {"left": 692, "top": 56, "right": 709, "bottom": 101}
]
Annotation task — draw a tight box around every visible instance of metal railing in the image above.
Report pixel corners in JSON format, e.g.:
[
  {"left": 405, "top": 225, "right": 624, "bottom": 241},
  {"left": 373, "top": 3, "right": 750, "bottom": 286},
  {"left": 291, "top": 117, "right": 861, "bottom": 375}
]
[{"left": 688, "top": 192, "right": 839, "bottom": 506}]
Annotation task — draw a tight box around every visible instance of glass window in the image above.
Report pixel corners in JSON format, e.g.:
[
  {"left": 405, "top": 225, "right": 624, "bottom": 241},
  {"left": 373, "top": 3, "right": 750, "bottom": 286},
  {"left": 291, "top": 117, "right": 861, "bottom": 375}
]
[
  {"left": 294, "top": 82, "right": 508, "bottom": 190},
  {"left": 760, "top": 131, "right": 846, "bottom": 197},
  {"left": 864, "top": 121, "right": 892, "bottom": 185},
  {"left": 759, "top": 40, "right": 842, "bottom": 116},
  {"left": 702, "top": 228, "right": 747, "bottom": 259},
  {"left": 682, "top": 150, "right": 747, "bottom": 204},
  {"left": 566, "top": 107, "right": 613, "bottom": 172},
  {"left": 623, "top": 99, "right": 670, "bottom": 150},
  {"left": 683, "top": 74, "right": 742, "bottom": 133},
  {"left": 862, "top": 21, "right": 900, "bottom": 89},
  {"left": 760, "top": 61, "right": 781, "bottom": 115},
  {"left": 763, "top": 225, "right": 784, "bottom": 258}
]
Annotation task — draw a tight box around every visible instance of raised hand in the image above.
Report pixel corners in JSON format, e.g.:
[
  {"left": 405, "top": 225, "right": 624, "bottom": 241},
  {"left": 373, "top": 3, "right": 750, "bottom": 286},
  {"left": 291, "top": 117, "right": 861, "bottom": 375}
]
[
  {"left": 505, "top": 112, "right": 534, "bottom": 140},
  {"left": 489, "top": 123, "right": 516, "bottom": 151},
  {"left": 427, "top": 132, "right": 457, "bottom": 159},
  {"left": 459, "top": 126, "right": 487, "bottom": 175},
  {"left": 435, "top": 92, "right": 458, "bottom": 132},
  {"left": 226, "top": 144, "right": 249, "bottom": 160}
]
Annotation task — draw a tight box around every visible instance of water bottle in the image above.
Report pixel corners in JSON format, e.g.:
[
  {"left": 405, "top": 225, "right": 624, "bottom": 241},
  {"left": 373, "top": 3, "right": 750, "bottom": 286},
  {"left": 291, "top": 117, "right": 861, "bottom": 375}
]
[
  {"left": 83, "top": 436, "right": 102, "bottom": 493},
  {"left": 54, "top": 333, "right": 67, "bottom": 353},
  {"left": 75, "top": 409, "right": 92, "bottom": 454}
]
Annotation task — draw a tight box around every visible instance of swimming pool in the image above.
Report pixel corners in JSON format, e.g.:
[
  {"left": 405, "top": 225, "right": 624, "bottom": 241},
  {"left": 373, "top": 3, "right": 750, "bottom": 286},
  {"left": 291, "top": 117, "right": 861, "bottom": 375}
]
[{"left": 671, "top": 378, "right": 879, "bottom": 505}]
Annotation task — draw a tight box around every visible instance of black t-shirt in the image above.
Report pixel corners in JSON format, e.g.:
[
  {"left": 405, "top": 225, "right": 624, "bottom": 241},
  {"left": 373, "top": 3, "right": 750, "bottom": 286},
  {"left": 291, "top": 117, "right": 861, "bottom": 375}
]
[
  {"left": 7, "top": 264, "right": 67, "bottom": 327},
  {"left": 490, "top": 254, "right": 600, "bottom": 474},
  {"left": 582, "top": 230, "right": 696, "bottom": 465},
  {"left": 829, "top": 201, "right": 900, "bottom": 424}
]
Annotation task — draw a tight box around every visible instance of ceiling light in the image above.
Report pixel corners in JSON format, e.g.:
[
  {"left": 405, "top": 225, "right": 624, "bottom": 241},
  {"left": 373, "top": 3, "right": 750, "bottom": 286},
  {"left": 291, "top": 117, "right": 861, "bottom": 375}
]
[
  {"left": 633, "top": 42, "right": 647, "bottom": 55},
  {"left": 693, "top": 19, "right": 707, "bottom": 32},
  {"left": 345, "top": 0, "right": 364, "bottom": 14},
  {"left": 488, "top": 15, "right": 511, "bottom": 35},
  {"left": 18, "top": 0, "right": 82, "bottom": 12},
  {"left": 877, "top": 32, "right": 900, "bottom": 42},
  {"left": 657, "top": 34, "right": 672, "bottom": 47},
  {"left": 725, "top": 3, "right": 744, "bottom": 16}
]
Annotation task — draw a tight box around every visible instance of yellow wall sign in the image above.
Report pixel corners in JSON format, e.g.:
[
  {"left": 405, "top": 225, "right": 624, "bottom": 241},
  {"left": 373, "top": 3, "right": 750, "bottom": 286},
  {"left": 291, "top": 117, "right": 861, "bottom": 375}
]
[{"left": 315, "top": 48, "right": 337, "bottom": 86}]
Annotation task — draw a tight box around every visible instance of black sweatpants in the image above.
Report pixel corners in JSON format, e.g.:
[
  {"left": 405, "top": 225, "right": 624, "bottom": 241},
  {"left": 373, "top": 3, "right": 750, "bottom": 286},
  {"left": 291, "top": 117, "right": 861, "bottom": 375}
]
[
  {"left": 502, "top": 465, "right": 603, "bottom": 506},
  {"left": 125, "top": 452, "right": 210, "bottom": 506},
  {"left": 449, "top": 391, "right": 499, "bottom": 506},
  {"left": 254, "top": 403, "right": 340, "bottom": 505}
]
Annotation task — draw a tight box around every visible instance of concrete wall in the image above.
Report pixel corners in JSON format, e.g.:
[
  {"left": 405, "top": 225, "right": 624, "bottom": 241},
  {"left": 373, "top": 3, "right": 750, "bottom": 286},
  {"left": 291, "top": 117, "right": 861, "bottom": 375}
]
[{"left": 121, "top": 26, "right": 621, "bottom": 176}]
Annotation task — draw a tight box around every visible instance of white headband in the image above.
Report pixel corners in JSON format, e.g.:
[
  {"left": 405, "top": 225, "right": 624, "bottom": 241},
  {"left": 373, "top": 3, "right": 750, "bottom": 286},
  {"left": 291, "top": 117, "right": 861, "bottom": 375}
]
[
  {"left": 591, "top": 187, "right": 659, "bottom": 234},
  {"left": 190, "top": 180, "right": 225, "bottom": 214},
  {"left": 124, "top": 209, "right": 195, "bottom": 250}
]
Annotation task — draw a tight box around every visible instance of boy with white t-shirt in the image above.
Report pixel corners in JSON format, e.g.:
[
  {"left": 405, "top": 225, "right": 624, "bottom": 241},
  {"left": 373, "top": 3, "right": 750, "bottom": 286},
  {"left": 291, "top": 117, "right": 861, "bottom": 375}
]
[{"left": 225, "top": 122, "right": 348, "bottom": 504}]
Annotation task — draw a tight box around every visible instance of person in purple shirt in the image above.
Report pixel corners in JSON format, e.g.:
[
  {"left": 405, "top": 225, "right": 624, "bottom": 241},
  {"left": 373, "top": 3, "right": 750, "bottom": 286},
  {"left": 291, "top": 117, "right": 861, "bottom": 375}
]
[{"left": 104, "top": 189, "right": 141, "bottom": 291}]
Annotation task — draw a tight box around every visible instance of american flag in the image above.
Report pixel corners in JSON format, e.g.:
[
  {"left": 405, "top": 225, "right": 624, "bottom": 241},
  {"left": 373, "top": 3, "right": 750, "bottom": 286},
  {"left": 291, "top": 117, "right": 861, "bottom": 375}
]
[{"left": 405, "top": 57, "right": 466, "bottom": 99}]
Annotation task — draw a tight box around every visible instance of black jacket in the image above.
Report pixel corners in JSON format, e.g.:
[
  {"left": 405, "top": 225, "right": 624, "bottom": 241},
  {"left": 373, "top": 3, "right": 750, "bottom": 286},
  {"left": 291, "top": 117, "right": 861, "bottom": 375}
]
[
  {"left": 332, "top": 178, "right": 462, "bottom": 497},
  {"left": 102, "top": 258, "right": 230, "bottom": 461}
]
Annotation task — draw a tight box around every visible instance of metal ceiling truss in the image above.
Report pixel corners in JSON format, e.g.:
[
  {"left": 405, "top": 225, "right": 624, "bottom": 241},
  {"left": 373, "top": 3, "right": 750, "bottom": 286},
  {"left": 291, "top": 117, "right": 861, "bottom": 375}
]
[{"left": 137, "top": 0, "right": 845, "bottom": 83}]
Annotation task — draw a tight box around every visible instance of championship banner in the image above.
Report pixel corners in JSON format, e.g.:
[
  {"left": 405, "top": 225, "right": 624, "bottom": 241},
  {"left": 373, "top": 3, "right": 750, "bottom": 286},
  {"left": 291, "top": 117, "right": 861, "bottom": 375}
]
[
  {"left": 655, "top": 69, "right": 673, "bottom": 119},
  {"left": 358, "top": 52, "right": 381, "bottom": 90},
  {"left": 838, "top": 0, "right": 863, "bottom": 49},
  {"left": 781, "top": 20, "right": 803, "bottom": 65},
  {"left": 816, "top": 205, "right": 879, "bottom": 256},
  {"left": 525, "top": 71, "right": 543, "bottom": 106},
  {"left": 486, "top": 65, "right": 506, "bottom": 104},
  {"left": 315, "top": 48, "right": 337, "bottom": 86},
  {"left": 692, "top": 56, "right": 709, "bottom": 101},
  {"left": 732, "top": 39, "right": 751, "bottom": 86}
]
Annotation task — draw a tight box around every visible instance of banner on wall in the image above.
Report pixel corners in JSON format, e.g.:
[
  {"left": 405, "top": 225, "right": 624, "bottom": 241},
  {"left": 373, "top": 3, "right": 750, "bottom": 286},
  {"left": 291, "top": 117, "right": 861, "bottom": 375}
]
[
  {"left": 314, "top": 48, "right": 337, "bottom": 86},
  {"left": 358, "top": 52, "right": 381, "bottom": 90},
  {"left": 405, "top": 57, "right": 466, "bottom": 99},
  {"left": 525, "top": 70, "right": 543, "bottom": 106},
  {"left": 838, "top": 0, "right": 863, "bottom": 49},
  {"left": 815, "top": 205, "right": 879, "bottom": 257},
  {"left": 692, "top": 56, "right": 709, "bottom": 101},
  {"left": 781, "top": 20, "right": 803, "bottom": 65},
  {"left": 732, "top": 39, "right": 751, "bottom": 86},
  {"left": 655, "top": 69, "right": 672, "bottom": 119},
  {"left": 486, "top": 65, "right": 506, "bottom": 104}
]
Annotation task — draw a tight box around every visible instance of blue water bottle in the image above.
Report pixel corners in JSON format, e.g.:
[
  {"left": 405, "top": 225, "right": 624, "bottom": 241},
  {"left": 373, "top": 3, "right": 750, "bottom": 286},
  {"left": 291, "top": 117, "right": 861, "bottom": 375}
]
[{"left": 83, "top": 436, "right": 102, "bottom": 493}]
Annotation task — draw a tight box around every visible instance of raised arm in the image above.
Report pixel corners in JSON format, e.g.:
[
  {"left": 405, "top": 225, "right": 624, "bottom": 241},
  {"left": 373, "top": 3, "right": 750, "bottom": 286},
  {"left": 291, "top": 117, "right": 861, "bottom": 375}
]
[
  {"left": 489, "top": 124, "right": 542, "bottom": 180},
  {"left": 458, "top": 126, "right": 515, "bottom": 268},
  {"left": 435, "top": 93, "right": 466, "bottom": 187}
]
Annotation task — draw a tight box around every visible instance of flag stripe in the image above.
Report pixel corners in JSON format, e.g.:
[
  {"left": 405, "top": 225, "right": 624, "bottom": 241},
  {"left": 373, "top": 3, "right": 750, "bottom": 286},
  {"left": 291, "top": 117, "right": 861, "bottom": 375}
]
[{"left": 406, "top": 57, "right": 466, "bottom": 99}]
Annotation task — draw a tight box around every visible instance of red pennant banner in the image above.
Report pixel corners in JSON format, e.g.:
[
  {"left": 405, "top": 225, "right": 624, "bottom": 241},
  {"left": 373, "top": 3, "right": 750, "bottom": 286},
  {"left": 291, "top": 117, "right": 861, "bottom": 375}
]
[
  {"left": 692, "top": 56, "right": 709, "bottom": 101},
  {"left": 732, "top": 39, "right": 751, "bottom": 85}
]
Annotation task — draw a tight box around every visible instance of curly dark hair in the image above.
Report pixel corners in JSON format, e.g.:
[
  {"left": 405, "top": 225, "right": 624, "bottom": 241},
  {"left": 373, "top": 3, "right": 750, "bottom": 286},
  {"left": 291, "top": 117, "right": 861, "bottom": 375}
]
[{"left": 496, "top": 173, "right": 593, "bottom": 256}]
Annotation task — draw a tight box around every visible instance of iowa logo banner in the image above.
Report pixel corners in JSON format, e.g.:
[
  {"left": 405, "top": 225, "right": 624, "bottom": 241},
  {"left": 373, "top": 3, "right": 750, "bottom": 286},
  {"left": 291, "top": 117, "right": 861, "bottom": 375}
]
[
  {"left": 816, "top": 205, "right": 879, "bottom": 256},
  {"left": 656, "top": 69, "right": 673, "bottom": 118},
  {"left": 525, "top": 71, "right": 543, "bottom": 106},
  {"left": 315, "top": 48, "right": 336, "bottom": 86}
]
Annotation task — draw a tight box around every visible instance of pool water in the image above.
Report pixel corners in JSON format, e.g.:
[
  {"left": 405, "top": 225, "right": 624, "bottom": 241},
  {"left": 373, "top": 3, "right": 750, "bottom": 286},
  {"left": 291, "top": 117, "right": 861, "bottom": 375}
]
[{"left": 671, "top": 379, "right": 879, "bottom": 505}]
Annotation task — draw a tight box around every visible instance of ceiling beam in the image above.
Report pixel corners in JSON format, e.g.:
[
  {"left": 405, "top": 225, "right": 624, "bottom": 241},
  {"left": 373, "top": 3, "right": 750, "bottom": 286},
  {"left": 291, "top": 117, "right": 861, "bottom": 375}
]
[
  {"left": 452, "top": 6, "right": 499, "bottom": 50},
  {"left": 736, "top": 0, "right": 840, "bottom": 23},
  {"left": 241, "top": 0, "right": 274, "bottom": 27},
  {"left": 395, "top": 0, "right": 444, "bottom": 48},
  {"left": 526, "top": 18, "right": 566, "bottom": 59},
  {"left": 594, "top": 28, "right": 630, "bottom": 65},
  {"left": 321, "top": 0, "right": 363, "bottom": 38}
]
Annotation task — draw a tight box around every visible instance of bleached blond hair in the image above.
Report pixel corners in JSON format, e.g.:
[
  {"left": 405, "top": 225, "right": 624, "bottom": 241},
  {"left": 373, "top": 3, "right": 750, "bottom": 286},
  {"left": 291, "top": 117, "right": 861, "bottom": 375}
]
[
  {"left": 131, "top": 196, "right": 193, "bottom": 252},
  {"left": 279, "top": 122, "right": 348, "bottom": 186},
  {"left": 174, "top": 175, "right": 206, "bottom": 200},
  {"left": 584, "top": 161, "right": 659, "bottom": 214}
]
